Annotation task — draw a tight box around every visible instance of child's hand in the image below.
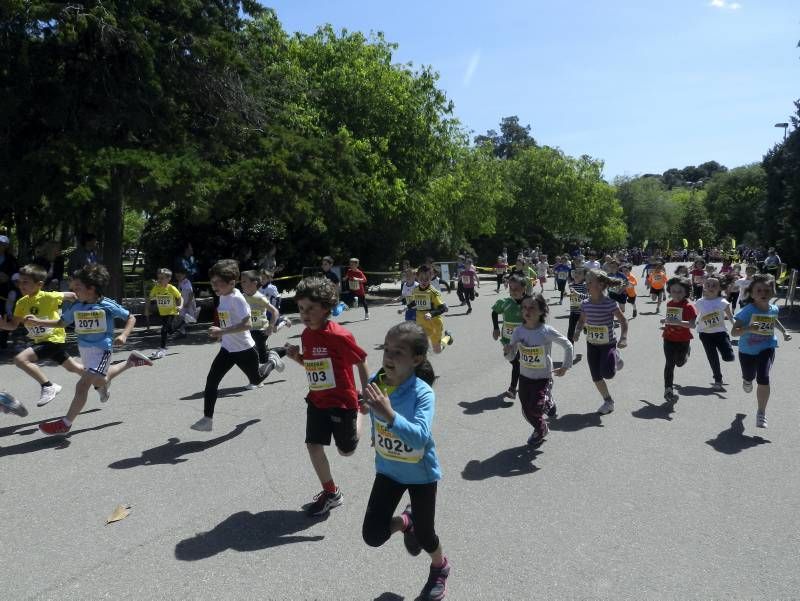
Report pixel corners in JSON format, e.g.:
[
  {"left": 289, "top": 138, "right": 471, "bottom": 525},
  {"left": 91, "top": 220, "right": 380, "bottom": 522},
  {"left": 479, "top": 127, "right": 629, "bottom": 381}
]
[
  {"left": 23, "top": 314, "right": 38, "bottom": 325},
  {"left": 492, "top": 328, "right": 500, "bottom": 341},
  {"left": 397, "top": 308, "right": 405, "bottom": 314},
  {"left": 208, "top": 326, "right": 223, "bottom": 339},
  {"left": 618, "top": 338, "right": 628, "bottom": 349},
  {"left": 114, "top": 334, "right": 127, "bottom": 347},
  {"left": 572, "top": 334, "right": 580, "bottom": 343},
  {"left": 285, "top": 344, "right": 300, "bottom": 361},
  {"left": 363, "top": 382, "right": 394, "bottom": 423},
  {"left": 553, "top": 367, "right": 568, "bottom": 377},
  {"left": 784, "top": 333, "right": 792, "bottom": 342},
  {"left": 424, "top": 312, "right": 432, "bottom": 321}
]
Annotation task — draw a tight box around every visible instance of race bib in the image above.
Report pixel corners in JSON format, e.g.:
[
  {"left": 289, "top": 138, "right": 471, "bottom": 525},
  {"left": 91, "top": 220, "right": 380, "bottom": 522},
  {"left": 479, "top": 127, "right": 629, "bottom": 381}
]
[
  {"left": 74, "top": 310, "right": 107, "bottom": 335},
  {"left": 750, "top": 315, "right": 775, "bottom": 336},
  {"left": 666, "top": 307, "right": 682, "bottom": 322},
  {"left": 653, "top": 274, "right": 664, "bottom": 283},
  {"left": 304, "top": 358, "right": 336, "bottom": 390},
  {"left": 495, "top": 267, "right": 505, "bottom": 275},
  {"left": 569, "top": 292, "right": 582, "bottom": 311},
  {"left": 26, "top": 324, "right": 53, "bottom": 339},
  {"left": 519, "top": 345, "right": 546, "bottom": 370},
  {"left": 693, "top": 275, "right": 704, "bottom": 284},
  {"left": 156, "top": 295, "right": 173, "bottom": 307},
  {"left": 700, "top": 311, "right": 722, "bottom": 329},
  {"left": 218, "top": 310, "right": 231, "bottom": 329},
  {"left": 461, "top": 275, "right": 471, "bottom": 285},
  {"left": 557, "top": 271, "right": 568, "bottom": 281},
  {"left": 502, "top": 321, "right": 520, "bottom": 340},
  {"left": 348, "top": 279, "right": 360, "bottom": 290},
  {"left": 250, "top": 308, "right": 266, "bottom": 323},
  {"left": 412, "top": 293, "right": 431, "bottom": 311},
  {"left": 585, "top": 325, "right": 609, "bottom": 345},
  {"left": 374, "top": 419, "right": 423, "bottom": 463}
]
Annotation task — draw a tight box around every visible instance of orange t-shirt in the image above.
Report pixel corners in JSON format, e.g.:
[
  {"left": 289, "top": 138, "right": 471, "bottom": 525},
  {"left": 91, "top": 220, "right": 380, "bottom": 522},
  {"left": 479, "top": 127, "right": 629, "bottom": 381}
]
[
  {"left": 625, "top": 274, "right": 638, "bottom": 298},
  {"left": 648, "top": 271, "right": 666, "bottom": 290}
]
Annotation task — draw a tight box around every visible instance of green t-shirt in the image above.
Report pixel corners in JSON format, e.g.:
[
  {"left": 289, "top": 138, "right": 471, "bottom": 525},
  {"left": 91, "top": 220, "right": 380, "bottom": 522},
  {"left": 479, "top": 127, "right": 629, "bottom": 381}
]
[{"left": 491, "top": 296, "right": 524, "bottom": 344}]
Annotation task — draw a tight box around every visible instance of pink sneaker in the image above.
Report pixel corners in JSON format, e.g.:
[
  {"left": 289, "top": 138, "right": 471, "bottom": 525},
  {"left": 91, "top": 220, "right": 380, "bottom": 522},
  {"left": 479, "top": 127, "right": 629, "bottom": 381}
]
[
  {"left": 127, "top": 350, "right": 154, "bottom": 368},
  {"left": 39, "top": 418, "right": 71, "bottom": 436}
]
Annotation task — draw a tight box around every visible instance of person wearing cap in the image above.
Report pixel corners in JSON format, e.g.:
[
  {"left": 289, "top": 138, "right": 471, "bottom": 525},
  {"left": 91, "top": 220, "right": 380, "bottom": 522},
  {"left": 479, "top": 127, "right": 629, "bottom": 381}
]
[
  {"left": 763, "top": 248, "right": 782, "bottom": 278},
  {"left": 66, "top": 233, "right": 100, "bottom": 278},
  {"left": 0, "top": 235, "right": 20, "bottom": 349}
]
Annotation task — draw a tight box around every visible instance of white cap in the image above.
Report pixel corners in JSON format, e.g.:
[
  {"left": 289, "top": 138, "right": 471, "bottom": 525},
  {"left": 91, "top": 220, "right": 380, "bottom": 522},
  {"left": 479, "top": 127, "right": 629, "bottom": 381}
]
[{"left": 0, "top": 235, "right": 9, "bottom": 245}]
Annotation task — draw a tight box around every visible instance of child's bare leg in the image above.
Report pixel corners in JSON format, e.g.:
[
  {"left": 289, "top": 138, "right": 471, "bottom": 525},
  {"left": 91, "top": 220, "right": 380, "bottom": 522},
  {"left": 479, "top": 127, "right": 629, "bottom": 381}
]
[
  {"left": 594, "top": 379, "right": 610, "bottom": 399},
  {"left": 65, "top": 374, "right": 98, "bottom": 423},
  {"left": 62, "top": 357, "right": 84, "bottom": 375},
  {"left": 756, "top": 384, "right": 769, "bottom": 412},
  {"left": 14, "top": 349, "right": 48, "bottom": 384},
  {"left": 306, "top": 443, "right": 333, "bottom": 484}
]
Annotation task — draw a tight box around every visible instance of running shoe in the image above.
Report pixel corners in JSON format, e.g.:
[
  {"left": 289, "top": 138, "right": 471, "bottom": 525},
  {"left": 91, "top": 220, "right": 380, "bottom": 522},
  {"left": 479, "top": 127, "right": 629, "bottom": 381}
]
[
  {"left": 245, "top": 382, "right": 263, "bottom": 390},
  {"left": 546, "top": 400, "right": 558, "bottom": 418},
  {"left": 756, "top": 411, "right": 768, "bottom": 428},
  {"left": 305, "top": 488, "right": 343, "bottom": 517},
  {"left": 597, "top": 399, "right": 615, "bottom": 415},
  {"left": 39, "top": 418, "right": 71, "bottom": 435},
  {"left": 37, "top": 383, "right": 62, "bottom": 407},
  {"left": 401, "top": 504, "right": 422, "bottom": 556},
  {"left": 446, "top": 331, "right": 454, "bottom": 346},
  {"left": 0, "top": 391, "right": 28, "bottom": 417},
  {"left": 127, "top": 350, "right": 154, "bottom": 368},
  {"left": 268, "top": 350, "right": 285, "bottom": 373},
  {"left": 98, "top": 382, "right": 111, "bottom": 403},
  {"left": 712, "top": 382, "right": 724, "bottom": 392},
  {"left": 664, "top": 388, "right": 679, "bottom": 404},
  {"left": 527, "top": 424, "right": 549, "bottom": 447},
  {"left": 419, "top": 559, "right": 450, "bottom": 601},
  {"left": 614, "top": 349, "right": 624, "bottom": 371},
  {"left": 504, "top": 388, "right": 517, "bottom": 400},
  {"left": 190, "top": 416, "right": 213, "bottom": 432},
  {"left": 742, "top": 380, "right": 753, "bottom": 393},
  {"left": 149, "top": 349, "right": 166, "bottom": 360}
]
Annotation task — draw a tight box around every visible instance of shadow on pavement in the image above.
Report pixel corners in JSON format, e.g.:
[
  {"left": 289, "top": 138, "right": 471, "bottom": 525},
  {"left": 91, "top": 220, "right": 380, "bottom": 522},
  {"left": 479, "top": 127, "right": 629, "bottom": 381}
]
[
  {"left": 108, "top": 419, "right": 260, "bottom": 468},
  {"left": 175, "top": 509, "right": 327, "bottom": 560},
  {"left": 675, "top": 385, "right": 725, "bottom": 398},
  {"left": 458, "top": 395, "right": 513, "bottom": 415},
  {"left": 374, "top": 594, "right": 404, "bottom": 601},
  {"left": 705, "top": 413, "right": 770, "bottom": 455},
  {"left": 179, "top": 382, "right": 284, "bottom": 401},
  {"left": 462, "top": 444, "right": 541, "bottom": 480},
  {"left": 0, "top": 420, "right": 122, "bottom": 457},
  {"left": 631, "top": 399, "right": 674, "bottom": 421},
  {"left": 548, "top": 412, "right": 603, "bottom": 432},
  {"left": 0, "top": 408, "right": 101, "bottom": 438}
]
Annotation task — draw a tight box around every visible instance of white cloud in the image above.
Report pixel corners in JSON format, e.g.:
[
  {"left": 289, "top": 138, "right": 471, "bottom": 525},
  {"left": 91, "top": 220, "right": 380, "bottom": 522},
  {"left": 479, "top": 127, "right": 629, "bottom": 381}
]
[
  {"left": 463, "top": 51, "right": 480, "bottom": 87},
  {"left": 710, "top": 0, "right": 741, "bottom": 9}
]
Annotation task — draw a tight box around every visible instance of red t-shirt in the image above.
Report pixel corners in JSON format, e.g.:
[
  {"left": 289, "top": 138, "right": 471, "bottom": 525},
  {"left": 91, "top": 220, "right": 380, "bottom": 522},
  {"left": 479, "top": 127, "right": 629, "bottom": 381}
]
[
  {"left": 344, "top": 268, "right": 366, "bottom": 297},
  {"left": 301, "top": 320, "right": 367, "bottom": 409},
  {"left": 689, "top": 268, "right": 705, "bottom": 286},
  {"left": 663, "top": 300, "right": 697, "bottom": 342}
]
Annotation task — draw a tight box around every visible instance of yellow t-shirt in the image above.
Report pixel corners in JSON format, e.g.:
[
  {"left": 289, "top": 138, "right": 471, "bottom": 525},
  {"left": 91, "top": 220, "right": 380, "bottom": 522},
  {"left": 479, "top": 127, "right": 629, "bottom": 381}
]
[
  {"left": 149, "top": 284, "right": 182, "bottom": 316},
  {"left": 14, "top": 291, "right": 67, "bottom": 344},
  {"left": 244, "top": 291, "right": 271, "bottom": 329},
  {"left": 411, "top": 286, "right": 444, "bottom": 316}
]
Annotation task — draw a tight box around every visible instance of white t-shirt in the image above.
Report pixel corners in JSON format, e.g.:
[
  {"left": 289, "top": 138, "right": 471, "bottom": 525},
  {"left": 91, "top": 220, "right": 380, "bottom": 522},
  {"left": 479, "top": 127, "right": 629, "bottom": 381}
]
[
  {"left": 734, "top": 278, "right": 751, "bottom": 301},
  {"left": 178, "top": 278, "right": 196, "bottom": 318},
  {"left": 401, "top": 280, "right": 418, "bottom": 299},
  {"left": 536, "top": 262, "right": 549, "bottom": 277},
  {"left": 217, "top": 288, "right": 255, "bottom": 352},
  {"left": 694, "top": 297, "right": 730, "bottom": 334},
  {"left": 585, "top": 260, "right": 601, "bottom": 270}
]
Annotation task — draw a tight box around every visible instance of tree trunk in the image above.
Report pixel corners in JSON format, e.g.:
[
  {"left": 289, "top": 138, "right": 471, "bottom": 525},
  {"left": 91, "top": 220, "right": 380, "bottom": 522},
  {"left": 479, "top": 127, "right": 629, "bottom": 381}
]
[{"left": 104, "top": 173, "right": 125, "bottom": 300}]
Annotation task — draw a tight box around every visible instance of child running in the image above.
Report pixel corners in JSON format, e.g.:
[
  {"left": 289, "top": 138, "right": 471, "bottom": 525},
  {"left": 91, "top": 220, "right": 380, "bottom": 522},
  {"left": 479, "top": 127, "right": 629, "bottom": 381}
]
[
  {"left": 396, "top": 268, "right": 419, "bottom": 322},
  {"left": 694, "top": 277, "right": 734, "bottom": 391},
  {"left": 30, "top": 264, "right": 154, "bottom": 435},
  {"left": 459, "top": 257, "right": 479, "bottom": 314},
  {"left": 647, "top": 262, "right": 667, "bottom": 313},
  {"left": 285, "top": 276, "right": 369, "bottom": 516},
  {"left": 504, "top": 294, "right": 573, "bottom": 445},
  {"left": 145, "top": 268, "right": 183, "bottom": 360},
  {"left": 174, "top": 266, "right": 197, "bottom": 334},
  {"left": 566, "top": 267, "right": 588, "bottom": 343},
  {"left": 731, "top": 274, "right": 792, "bottom": 428},
  {"left": 343, "top": 258, "right": 369, "bottom": 320},
  {"left": 660, "top": 277, "right": 697, "bottom": 404},
  {"left": 689, "top": 259, "right": 706, "bottom": 300},
  {"left": 620, "top": 264, "right": 638, "bottom": 318},
  {"left": 493, "top": 255, "right": 508, "bottom": 292},
  {"left": 491, "top": 274, "right": 527, "bottom": 399},
  {"left": 406, "top": 265, "right": 453, "bottom": 353},
  {"left": 553, "top": 256, "right": 571, "bottom": 304},
  {"left": 572, "top": 269, "right": 628, "bottom": 415},
  {"left": 0, "top": 264, "right": 83, "bottom": 407},
  {"left": 361, "top": 321, "right": 450, "bottom": 601},
  {"left": 191, "top": 260, "right": 285, "bottom": 432},
  {"left": 240, "top": 270, "right": 282, "bottom": 368}
]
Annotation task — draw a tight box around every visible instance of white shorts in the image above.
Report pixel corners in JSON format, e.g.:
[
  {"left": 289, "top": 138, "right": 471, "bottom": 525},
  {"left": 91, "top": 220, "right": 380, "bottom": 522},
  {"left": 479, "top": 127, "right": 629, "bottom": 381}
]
[{"left": 79, "top": 346, "right": 112, "bottom": 377}]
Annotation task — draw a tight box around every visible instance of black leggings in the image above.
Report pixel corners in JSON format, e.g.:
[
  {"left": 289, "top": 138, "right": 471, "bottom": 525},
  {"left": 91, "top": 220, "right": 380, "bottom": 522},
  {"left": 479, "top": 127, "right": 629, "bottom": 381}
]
[
  {"left": 160, "top": 315, "right": 179, "bottom": 348},
  {"left": 739, "top": 348, "right": 775, "bottom": 385},
  {"left": 663, "top": 339, "right": 690, "bottom": 388},
  {"left": 251, "top": 329, "right": 270, "bottom": 364},
  {"left": 362, "top": 473, "right": 439, "bottom": 554},
  {"left": 204, "top": 346, "right": 263, "bottom": 418},
  {"left": 567, "top": 312, "right": 581, "bottom": 343},
  {"left": 509, "top": 352, "right": 520, "bottom": 391},
  {"left": 495, "top": 274, "right": 504, "bottom": 291},
  {"left": 344, "top": 292, "right": 369, "bottom": 315},
  {"left": 699, "top": 331, "right": 734, "bottom": 383},
  {"left": 557, "top": 278, "right": 567, "bottom": 300}
]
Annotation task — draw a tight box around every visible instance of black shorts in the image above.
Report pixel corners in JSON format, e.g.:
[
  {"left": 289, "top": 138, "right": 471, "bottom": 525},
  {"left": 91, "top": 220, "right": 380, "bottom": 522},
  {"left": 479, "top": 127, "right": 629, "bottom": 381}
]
[
  {"left": 625, "top": 295, "right": 637, "bottom": 304},
  {"left": 305, "top": 401, "right": 359, "bottom": 453},
  {"left": 30, "top": 341, "right": 71, "bottom": 365},
  {"left": 609, "top": 292, "right": 627, "bottom": 305}
]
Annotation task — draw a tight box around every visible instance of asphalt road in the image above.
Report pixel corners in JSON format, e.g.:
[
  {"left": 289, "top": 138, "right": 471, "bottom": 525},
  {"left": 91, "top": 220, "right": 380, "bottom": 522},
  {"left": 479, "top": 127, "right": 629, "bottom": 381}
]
[{"left": 2, "top": 264, "right": 799, "bottom": 601}]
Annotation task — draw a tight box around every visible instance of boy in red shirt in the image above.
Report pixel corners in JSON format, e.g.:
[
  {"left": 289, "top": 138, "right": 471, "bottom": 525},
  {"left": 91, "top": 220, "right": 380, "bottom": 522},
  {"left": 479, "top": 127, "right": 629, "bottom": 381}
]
[
  {"left": 343, "top": 257, "right": 369, "bottom": 320},
  {"left": 660, "top": 276, "right": 697, "bottom": 404},
  {"left": 286, "top": 277, "right": 370, "bottom": 516},
  {"left": 689, "top": 259, "right": 706, "bottom": 300}
]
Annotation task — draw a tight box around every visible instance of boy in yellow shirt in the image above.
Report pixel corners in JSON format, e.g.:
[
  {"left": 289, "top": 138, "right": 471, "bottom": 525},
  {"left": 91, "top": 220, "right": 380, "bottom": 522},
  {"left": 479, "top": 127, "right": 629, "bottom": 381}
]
[
  {"left": 145, "top": 268, "right": 183, "bottom": 360},
  {"left": 0, "top": 264, "right": 83, "bottom": 407}
]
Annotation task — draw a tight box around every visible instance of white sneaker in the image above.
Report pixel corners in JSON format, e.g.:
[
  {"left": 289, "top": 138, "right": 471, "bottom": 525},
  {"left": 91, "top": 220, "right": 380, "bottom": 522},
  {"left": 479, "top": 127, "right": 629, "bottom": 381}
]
[
  {"left": 597, "top": 399, "right": 615, "bottom": 415},
  {"left": 190, "top": 416, "right": 213, "bottom": 432},
  {"left": 127, "top": 350, "right": 154, "bottom": 368},
  {"left": 742, "top": 380, "right": 753, "bottom": 393},
  {"left": 756, "top": 411, "right": 768, "bottom": 428},
  {"left": 98, "top": 382, "right": 111, "bottom": 403},
  {"left": 37, "top": 383, "right": 62, "bottom": 407},
  {"left": 614, "top": 349, "right": 624, "bottom": 371},
  {"left": 245, "top": 382, "right": 263, "bottom": 390},
  {"left": 149, "top": 348, "right": 166, "bottom": 360},
  {"left": 183, "top": 313, "right": 197, "bottom": 324},
  {"left": 276, "top": 318, "right": 291, "bottom": 331},
  {"left": 268, "top": 350, "right": 285, "bottom": 373}
]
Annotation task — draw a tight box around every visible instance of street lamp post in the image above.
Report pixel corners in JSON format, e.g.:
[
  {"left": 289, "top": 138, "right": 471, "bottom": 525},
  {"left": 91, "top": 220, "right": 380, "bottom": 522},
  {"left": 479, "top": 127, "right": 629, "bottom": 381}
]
[{"left": 774, "top": 122, "right": 789, "bottom": 141}]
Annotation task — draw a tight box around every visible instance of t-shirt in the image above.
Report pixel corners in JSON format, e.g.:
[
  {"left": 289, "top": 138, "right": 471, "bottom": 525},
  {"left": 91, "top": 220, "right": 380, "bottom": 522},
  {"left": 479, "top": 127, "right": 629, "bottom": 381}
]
[
  {"left": 321, "top": 269, "right": 340, "bottom": 286},
  {"left": 177, "top": 278, "right": 196, "bottom": 317},
  {"left": 648, "top": 271, "right": 667, "bottom": 290},
  {"left": 580, "top": 296, "right": 618, "bottom": 345},
  {"left": 694, "top": 297, "right": 730, "bottom": 334},
  {"left": 149, "top": 284, "right": 181, "bottom": 317},
  {"left": 554, "top": 265, "right": 571, "bottom": 281},
  {"left": 536, "top": 262, "right": 549, "bottom": 278},
  {"left": 493, "top": 262, "right": 508, "bottom": 275},
  {"left": 608, "top": 272, "right": 628, "bottom": 296},
  {"left": 217, "top": 288, "right": 255, "bottom": 352},
  {"left": 663, "top": 299, "right": 697, "bottom": 342},
  {"left": 259, "top": 283, "right": 280, "bottom": 308},
  {"left": 491, "top": 296, "right": 524, "bottom": 344},
  {"left": 733, "top": 278, "right": 752, "bottom": 301},
  {"left": 509, "top": 323, "right": 574, "bottom": 380},
  {"left": 302, "top": 320, "right": 367, "bottom": 409},
  {"left": 61, "top": 298, "right": 130, "bottom": 350},
  {"left": 735, "top": 303, "right": 780, "bottom": 355},
  {"left": 344, "top": 268, "right": 366, "bottom": 296},
  {"left": 568, "top": 282, "right": 588, "bottom": 314},
  {"left": 401, "top": 280, "right": 418, "bottom": 300},
  {"left": 410, "top": 285, "right": 444, "bottom": 317},
  {"left": 14, "top": 290, "right": 67, "bottom": 344},
  {"left": 460, "top": 267, "right": 478, "bottom": 288},
  {"left": 625, "top": 274, "right": 638, "bottom": 298},
  {"left": 690, "top": 268, "right": 706, "bottom": 286},
  {"left": 244, "top": 291, "right": 271, "bottom": 330}
]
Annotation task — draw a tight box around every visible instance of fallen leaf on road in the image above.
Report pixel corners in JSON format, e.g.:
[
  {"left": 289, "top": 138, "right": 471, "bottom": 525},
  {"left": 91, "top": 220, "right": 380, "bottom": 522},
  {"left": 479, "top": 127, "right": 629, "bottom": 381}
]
[{"left": 106, "top": 504, "right": 132, "bottom": 524}]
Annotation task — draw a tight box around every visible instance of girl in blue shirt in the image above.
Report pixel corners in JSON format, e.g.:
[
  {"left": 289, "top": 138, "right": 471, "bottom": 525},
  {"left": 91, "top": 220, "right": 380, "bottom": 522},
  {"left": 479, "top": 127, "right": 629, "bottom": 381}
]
[
  {"left": 731, "top": 274, "right": 792, "bottom": 429},
  {"left": 361, "top": 321, "right": 450, "bottom": 601}
]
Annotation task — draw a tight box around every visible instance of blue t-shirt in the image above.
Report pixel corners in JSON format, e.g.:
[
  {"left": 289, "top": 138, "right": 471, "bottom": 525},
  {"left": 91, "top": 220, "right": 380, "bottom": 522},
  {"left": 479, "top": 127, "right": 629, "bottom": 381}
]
[
  {"left": 62, "top": 298, "right": 130, "bottom": 349},
  {"left": 734, "top": 303, "right": 779, "bottom": 355}
]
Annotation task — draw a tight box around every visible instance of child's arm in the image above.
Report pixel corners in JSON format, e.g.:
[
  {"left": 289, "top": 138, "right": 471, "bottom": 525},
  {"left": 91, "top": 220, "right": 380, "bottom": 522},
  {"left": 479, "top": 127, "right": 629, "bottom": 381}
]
[
  {"left": 114, "top": 313, "right": 137, "bottom": 346},
  {"left": 491, "top": 310, "right": 501, "bottom": 340},
  {"left": 0, "top": 314, "right": 25, "bottom": 330},
  {"left": 23, "top": 316, "right": 63, "bottom": 328},
  {"left": 62, "top": 292, "right": 77, "bottom": 302},
  {"left": 731, "top": 319, "right": 746, "bottom": 337},
  {"left": 572, "top": 314, "right": 587, "bottom": 342},
  {"left": 363, "top": 382, "right": 434, "bottom": 448},
  {"left": 210, "top": 315, "right": 252, "bottom": 339},
  {"left": 285, "top": 344, "right": 304, "bottom": 365},
  {"left": 356, "top": 359, "right": 370, "bottom": 393},
  {"left": 549, "top": 328, "right": 574, "bottom": 375},
  {"left": 775, "top": 319, "right": 792, "bottom": 341},
  {"left": 398, "top": 300, "right": 417, "bottom": 314},
  {"left": 264, "top": 300, "right": 279, "bottom": 331},
  {"left": 614, "top": 307, "right": 629, "bottom": 348}
]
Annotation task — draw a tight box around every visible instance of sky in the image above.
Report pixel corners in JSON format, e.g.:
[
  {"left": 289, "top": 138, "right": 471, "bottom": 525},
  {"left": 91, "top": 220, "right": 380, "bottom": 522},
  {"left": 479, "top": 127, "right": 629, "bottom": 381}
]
[{"left": 264, "top": 0, "right": 798, "bottom": 180}]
